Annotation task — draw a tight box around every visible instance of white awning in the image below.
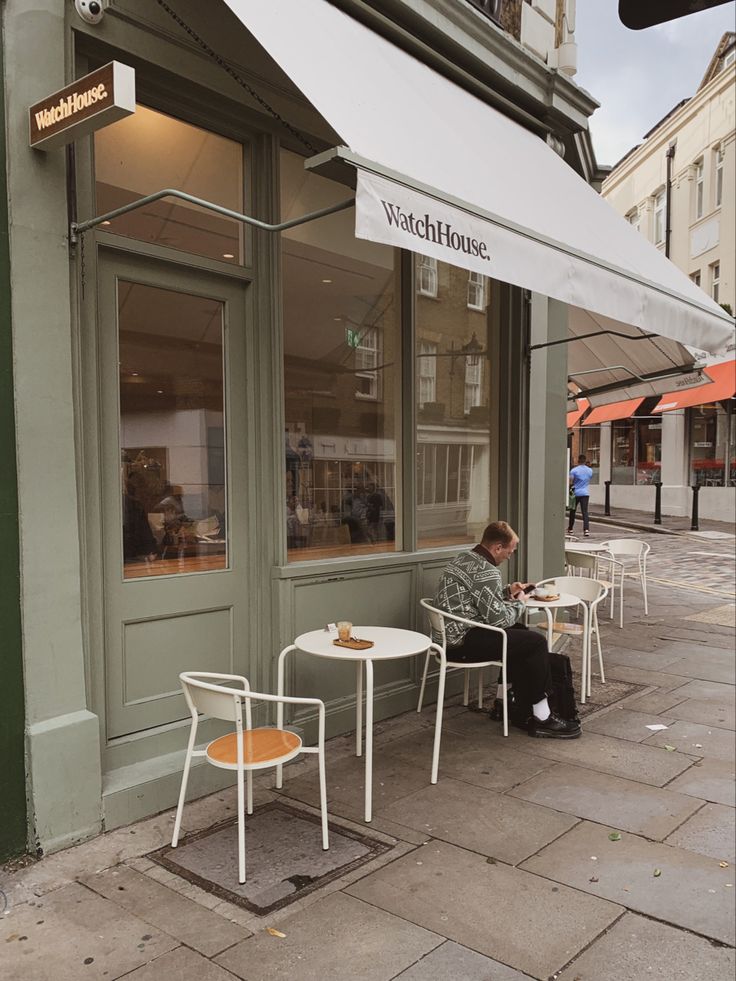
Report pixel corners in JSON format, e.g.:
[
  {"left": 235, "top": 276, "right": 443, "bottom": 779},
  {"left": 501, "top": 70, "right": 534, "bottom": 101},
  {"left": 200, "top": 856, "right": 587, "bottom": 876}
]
[{"left": 227, "top": 0, "right": 734, "bottom": 359}]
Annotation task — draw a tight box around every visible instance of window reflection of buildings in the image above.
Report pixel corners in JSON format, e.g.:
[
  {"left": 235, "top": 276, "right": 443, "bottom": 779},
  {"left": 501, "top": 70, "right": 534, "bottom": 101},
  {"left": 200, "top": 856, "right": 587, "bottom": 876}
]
[{"left": 689, "top": 400, "right": 736, "bottom": 487}]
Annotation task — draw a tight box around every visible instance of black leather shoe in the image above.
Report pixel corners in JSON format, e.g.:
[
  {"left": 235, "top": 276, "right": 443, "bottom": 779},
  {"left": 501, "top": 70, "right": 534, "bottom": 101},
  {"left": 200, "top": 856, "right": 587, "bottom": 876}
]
[{"left": 528, "top": 712, "right": 581, "bottom": 739}]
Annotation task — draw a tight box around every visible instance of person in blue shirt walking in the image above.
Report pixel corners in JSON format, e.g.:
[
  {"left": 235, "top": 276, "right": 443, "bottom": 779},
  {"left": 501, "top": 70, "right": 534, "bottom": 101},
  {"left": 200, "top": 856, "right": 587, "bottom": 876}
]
[{"left": 568, "top": 454, "right": 594, "bottom": 536}]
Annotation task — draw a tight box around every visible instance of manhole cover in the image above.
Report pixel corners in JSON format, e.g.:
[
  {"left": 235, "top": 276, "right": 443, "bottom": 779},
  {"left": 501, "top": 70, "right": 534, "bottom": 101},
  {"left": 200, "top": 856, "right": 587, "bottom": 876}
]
[{"left": 148, "top": 801, "right": 391, "bottom": 916}]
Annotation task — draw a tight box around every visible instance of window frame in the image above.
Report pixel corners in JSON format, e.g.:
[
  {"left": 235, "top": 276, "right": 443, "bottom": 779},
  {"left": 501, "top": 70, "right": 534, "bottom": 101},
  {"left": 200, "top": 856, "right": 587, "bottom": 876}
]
[
  {"left": 417, "top": 340, "right": 438, "bottom": 408},
  {"left": 715, "top": 146, "right": 724, "bottom": 208},
  {"left": 710, "top": 261, "right": 720, "bottom": 304},
  {"left": 693, "top": 159, "right": 704, "bottom": 220},
  {"left": 653, "top": 190, "right": 666, "bottom": 245},
  {"left": 353, "top": 325, "right": 383, "bottom": 401},
  {"left": 463, "top": 356, "right": 483, "bottom": 414},
  {"left": 466, "top": 271, "right": 486, "bottom": 311},
  {"left": 416, "top": 255, "right": 438, "bottom": 298}
]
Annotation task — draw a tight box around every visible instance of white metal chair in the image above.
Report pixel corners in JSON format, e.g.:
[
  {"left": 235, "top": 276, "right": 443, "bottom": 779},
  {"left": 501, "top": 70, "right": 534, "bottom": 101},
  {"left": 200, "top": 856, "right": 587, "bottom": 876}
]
[
  {"left": 418, "top": 599, "right": 508, "bottom": 783},
  {"left": 565, "top": 549, "right": 621, "bottom": 623},
  {"left": 172, "top": 671, "right": 329, "bottom": 883},
  {"left": 599, "top": 539, "right": 650, "bottom": 627},
  {"left": 535, "top": 576, "right": 608, "bottom": 700}
]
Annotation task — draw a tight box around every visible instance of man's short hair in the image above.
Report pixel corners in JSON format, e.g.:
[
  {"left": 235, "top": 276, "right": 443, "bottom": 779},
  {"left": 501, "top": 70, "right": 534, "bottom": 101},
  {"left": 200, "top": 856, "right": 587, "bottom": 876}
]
[
  {"left": 577, "top": 454, "right": 587, "bottom": 463},
  {"left": 481, "top": 521, "right": 516, "bottom": 547}
]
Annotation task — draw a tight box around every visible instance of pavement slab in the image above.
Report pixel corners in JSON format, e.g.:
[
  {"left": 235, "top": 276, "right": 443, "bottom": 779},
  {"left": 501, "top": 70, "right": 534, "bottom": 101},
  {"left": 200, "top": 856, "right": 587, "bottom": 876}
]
[
  {"left": 643, "top": 720, "right": 735, "bottom": 761},
  {"left": 521, "top": 821, "right": 735, "bottom": 945},
  {"left": 345, "top": 839, "right": 622, "bottom": 980},
  {"left": 394, "top": 940, "right": 532, "bottom": 980},
  {"left": 214, "top": 891, "right": 442, "bottom": 981},
  {"left": 602, "top": 664, "right": 693, "bottom": 691},
  {"left": 280, "top": 751, "right": 433, "bottom": 812},
  {"left": 557, "top": 911, "right": 736, "bottom": 981},
  {"left": 0, "top": 881, "right": 178, "bottom": 981},
  {"left": 583, "top": 707, "right": 676, "bottom": 742},
  {"left": 667, "top": 679, "right": 735, "bottom": 703},
  {"left": 665, "top": 802, "right": 736, "bottom": 864},
  {"left": 510, "top": 730, "right": 697, "bottom": 786},
  {"left": 665, "top": 758, "right": 736, "bottom": 806},
  {"left": 120, "top": 946, "right": 242, "bottom": 980},
  {"left": 80, "top": 864, "right": 250, "bottom": 956},
  {"left": 660, "top": 656, "right": 736, "bottom": 686},
  {"left": 623, "top": 689, "right": 689, "bottom": 714},
  {"left": 508, "top": 763, "right": 703, "bottom": 840},
  {"left": 381, "top": 724, "right": 556, "bottom": 793},
  {"left": 600, "top": 647, "right": 684, "bottom": 671},
  {"left": 377, "top": 776, "right": 577, "bottom": 865},
  {"left": 665, "top": 697, "right": 735, "bottom": 730}
]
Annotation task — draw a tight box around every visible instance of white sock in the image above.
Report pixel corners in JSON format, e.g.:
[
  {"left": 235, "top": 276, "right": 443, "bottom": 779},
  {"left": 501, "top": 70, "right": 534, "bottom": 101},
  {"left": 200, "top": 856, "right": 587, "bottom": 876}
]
[{"left": 532, "top": 697, "right": 550, "bottom": 721}]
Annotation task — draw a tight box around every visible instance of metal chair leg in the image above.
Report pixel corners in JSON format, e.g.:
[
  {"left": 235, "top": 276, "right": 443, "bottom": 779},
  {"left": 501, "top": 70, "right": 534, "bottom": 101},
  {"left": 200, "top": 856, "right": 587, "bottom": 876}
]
[{"left": 417, "top": 651, "right": 430, "bottom": 713}]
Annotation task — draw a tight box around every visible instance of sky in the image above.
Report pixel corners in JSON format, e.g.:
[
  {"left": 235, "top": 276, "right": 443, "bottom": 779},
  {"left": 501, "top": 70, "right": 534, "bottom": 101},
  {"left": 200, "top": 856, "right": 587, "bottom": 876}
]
[{"left": 574, "top": 1, "right": 736, "bottom": 167}]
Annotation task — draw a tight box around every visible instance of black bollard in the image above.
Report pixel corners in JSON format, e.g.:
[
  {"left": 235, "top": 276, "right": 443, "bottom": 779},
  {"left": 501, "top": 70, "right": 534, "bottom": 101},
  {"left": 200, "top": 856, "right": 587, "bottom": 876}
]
[
  {"left": 690, "top": 484, "right": 700, "bottom": 531},
  {"left": 654, "top": 481, "right": 662, "bottom": 525},
  {"left": 604, "top": 480, "right": 612, "bottom": 516}
]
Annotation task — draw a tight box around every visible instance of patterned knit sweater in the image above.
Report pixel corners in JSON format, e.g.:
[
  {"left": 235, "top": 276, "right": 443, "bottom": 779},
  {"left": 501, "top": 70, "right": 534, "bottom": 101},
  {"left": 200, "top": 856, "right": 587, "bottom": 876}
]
[{"left": 433, "top": 547, "right": 526, "bottom": 647}]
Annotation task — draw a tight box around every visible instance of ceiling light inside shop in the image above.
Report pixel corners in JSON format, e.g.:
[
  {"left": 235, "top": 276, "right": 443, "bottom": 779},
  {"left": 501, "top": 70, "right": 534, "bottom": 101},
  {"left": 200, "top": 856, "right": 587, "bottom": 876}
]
[
  {"left": 222, "top": 253, "right": 235, "bottom": 259},
  {"left": 101, "top": 220, "right": 111, "bottom": 226},
  {"left": 321, "top": 278, "right": 332, "bottom": 283}
]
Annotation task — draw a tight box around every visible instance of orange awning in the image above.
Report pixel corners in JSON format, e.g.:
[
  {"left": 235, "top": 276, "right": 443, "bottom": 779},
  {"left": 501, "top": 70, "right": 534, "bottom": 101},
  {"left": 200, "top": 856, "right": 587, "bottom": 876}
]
[
  {"left": 583, "top": 398, "right": 644, "bottom": 425},
  {"left": 566, "top": 398, "right": 590, "bottom": 428},
  {"left": 653, "top": 360, "right": 736, "bottom": 413}
]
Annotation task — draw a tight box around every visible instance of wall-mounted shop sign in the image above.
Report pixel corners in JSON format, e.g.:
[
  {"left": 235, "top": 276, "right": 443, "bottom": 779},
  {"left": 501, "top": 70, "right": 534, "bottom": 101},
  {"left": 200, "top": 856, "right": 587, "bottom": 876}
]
[{"left": 29, "top": 62, "right": 135, "bottom": 151}]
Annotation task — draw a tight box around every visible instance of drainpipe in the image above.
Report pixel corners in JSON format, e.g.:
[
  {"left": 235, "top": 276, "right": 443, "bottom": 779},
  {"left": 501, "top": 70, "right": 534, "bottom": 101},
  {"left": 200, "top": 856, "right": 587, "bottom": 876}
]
[{"left": 665, "top": 141, "right": 676, "bottom": 258}]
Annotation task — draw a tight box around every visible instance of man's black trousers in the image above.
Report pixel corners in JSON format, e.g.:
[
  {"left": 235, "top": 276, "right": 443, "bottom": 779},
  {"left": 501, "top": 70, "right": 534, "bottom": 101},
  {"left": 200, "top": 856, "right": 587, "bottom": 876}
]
[
  {"left": 447, "top": 623, "right": 552, "bottom": 707},
  {"left": 568, "top": 494, "right": 590, "bottom": 532}
]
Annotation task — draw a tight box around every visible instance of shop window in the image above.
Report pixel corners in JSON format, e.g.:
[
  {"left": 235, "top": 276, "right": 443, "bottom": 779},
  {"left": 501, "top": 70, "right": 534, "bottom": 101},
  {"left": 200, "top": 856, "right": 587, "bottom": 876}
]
[
  {"left": 467, "top": 271, "right": 486, "bottom": 310},
  {"left": 653, "top": 190, "right": 665, "bottom": 245},
  {"left": 710, "top": 262, "right": 720, "bottom": 304},
  {"left": 693, "top": 159, "right": 704, "bottom": 220},
  {"left": 417, "top": 255, "right": 438, "bottom": 297},
  {"left": 569, "top": 427, "right": 601, "bottom": 485},
  {"left": 689, "top": 402, "right": 736, "bottom": 487},
  {"left": 119, "top": 283, "right": 227, "bottom": 578},
  {"left": 715, "top": 146, "right": 724, "bottom": 208},
  {"left": 95, "top": 105, "right": 245, "bottom": 264},
  {"left": 610, "top": 417, "right": 662, "bottom": 485},
  {"left": 416, "top": 260, "right": 491, "bottom": 548},
  {"left": 418, "top": 341, "right": 437, "bottom": 408},
  {"left": 280, "top": 150, "right": 399, "bottom": 560}
]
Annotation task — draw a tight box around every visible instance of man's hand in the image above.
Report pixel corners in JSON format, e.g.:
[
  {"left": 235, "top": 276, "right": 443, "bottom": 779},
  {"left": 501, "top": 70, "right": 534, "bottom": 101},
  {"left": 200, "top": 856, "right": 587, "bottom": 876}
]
[{"left": 509, "top": 581, "right": 527, "bottom": 600}]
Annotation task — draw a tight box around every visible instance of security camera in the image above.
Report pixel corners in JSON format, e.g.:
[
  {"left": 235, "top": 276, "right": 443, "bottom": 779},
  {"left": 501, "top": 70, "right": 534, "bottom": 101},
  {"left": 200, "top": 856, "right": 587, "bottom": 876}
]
[{"left": 74, "top": 0, "right": 105, "bottom": 25}]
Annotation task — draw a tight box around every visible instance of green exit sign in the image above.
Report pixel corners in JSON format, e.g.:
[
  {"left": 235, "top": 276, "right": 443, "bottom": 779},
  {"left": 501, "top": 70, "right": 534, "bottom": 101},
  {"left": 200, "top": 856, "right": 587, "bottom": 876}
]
[{"left": 346, "top": 328, "right": 360, "bottom": 348}]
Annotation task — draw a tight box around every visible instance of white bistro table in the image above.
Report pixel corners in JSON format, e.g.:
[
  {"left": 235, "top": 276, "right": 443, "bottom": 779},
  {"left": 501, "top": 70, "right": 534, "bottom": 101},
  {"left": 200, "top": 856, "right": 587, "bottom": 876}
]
[
  {"left": 276, "top": 626, "right": 431, "bottom": 823},
  {"left": 564, "top": 541, "right": 609, "bottom": 554},
  {"left": 524, "top": 592, "right": 590, "bottom": 702}
]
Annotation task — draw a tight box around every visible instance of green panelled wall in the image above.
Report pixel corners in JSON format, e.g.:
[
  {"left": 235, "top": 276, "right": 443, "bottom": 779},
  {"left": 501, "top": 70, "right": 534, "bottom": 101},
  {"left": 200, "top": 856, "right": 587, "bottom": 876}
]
[{"left": 0, "top": 34, "right": 27, "bottom": 861}]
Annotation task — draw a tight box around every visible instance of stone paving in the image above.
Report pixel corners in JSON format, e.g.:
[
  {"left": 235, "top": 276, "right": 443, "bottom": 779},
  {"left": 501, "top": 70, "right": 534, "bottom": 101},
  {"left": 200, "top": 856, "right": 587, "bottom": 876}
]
[{"left": 1, "top": 525, "right": 734, "bottom": 980}]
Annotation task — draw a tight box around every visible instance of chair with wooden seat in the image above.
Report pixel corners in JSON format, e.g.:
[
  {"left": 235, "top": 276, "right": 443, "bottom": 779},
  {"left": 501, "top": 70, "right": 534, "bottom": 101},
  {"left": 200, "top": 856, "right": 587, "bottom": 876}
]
[
  {"left": 172, "top": 671, "right": 328, "bottom": 883},
  {"left": 417, "top": 599, "right": 508, "bottom": 783}
]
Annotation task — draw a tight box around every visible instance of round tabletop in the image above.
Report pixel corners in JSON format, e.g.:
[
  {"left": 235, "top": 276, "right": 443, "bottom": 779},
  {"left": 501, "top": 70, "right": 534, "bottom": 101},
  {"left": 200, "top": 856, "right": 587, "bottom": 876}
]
[
  {"left": 294, "top": 626, "right": 431, "bottom": 661},
  {"left": 565, "top": 541, "right": 609, "bottom": 553},
  {"left": 524, "top": 591, "right": 583, "bottom": 610}
]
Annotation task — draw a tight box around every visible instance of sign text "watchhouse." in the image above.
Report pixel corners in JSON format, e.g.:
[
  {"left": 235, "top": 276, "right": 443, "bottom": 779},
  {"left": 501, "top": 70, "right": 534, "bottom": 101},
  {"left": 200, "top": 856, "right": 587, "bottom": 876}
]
[{"left": 379, "top": 199, "right": 491, "bottom": 261}]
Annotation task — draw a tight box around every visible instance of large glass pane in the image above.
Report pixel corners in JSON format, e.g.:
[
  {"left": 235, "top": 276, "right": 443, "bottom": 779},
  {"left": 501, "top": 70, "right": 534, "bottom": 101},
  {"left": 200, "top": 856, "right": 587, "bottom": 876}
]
[
  {"left": 415, "top": 260, "right": 492, "bottom": 548},
  {"left": 569, "top": 426, "right": 601, "bottom": 484},
  {"left": 611, "top": 420, "right": 635, "bottom": 484},
  {"left": 95, "top": 105, "right": 244, "bottom": 264},
  {"left": 635, "top": 418, "right": 662, "bottom": 484},
  {"left": 689, "top": 403, "right": 732, "bottom": 487},
  {"left": 119, "top": 282, "right": 227, "bottom": 578},
  {"left": 281, "top": 150, "right": 400, "bottom": 560}
]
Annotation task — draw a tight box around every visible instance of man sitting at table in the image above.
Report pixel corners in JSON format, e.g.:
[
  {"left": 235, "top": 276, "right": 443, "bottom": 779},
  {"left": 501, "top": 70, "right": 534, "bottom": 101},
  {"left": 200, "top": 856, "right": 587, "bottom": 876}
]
[{"left": 433, "top": 521, "right": 581, "bottom": 739}]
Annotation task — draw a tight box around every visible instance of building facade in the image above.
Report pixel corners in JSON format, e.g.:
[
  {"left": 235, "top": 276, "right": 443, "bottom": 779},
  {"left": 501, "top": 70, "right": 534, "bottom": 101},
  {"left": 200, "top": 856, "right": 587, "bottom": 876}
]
[
  {"left": 2, "top": 0, "right": 596, "bottom": 858},
  {"left": 571, "top": 33, "right": 736, "bottom": 522}
]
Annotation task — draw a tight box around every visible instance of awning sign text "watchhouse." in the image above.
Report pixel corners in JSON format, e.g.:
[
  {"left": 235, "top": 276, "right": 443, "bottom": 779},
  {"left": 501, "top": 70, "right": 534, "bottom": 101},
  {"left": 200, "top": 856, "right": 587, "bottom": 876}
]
[
  {"left": 29, "top": 62, "right": 135, "bottom": 151},
  {"left": 355, "top": 171, "right": 495, "bottom": 279}
]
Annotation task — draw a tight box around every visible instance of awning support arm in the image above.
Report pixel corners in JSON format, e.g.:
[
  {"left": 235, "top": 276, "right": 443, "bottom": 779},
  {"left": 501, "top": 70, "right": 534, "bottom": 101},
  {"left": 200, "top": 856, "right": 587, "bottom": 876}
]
[
  {"left": 569, "top": 363, "right": 705, "bottom": 402},
  {"left": 70, "top": 188, "right": 356, "bottom": 247},
  {"left": 529, "top": 328, "right": 659, "bottom": 352}
]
